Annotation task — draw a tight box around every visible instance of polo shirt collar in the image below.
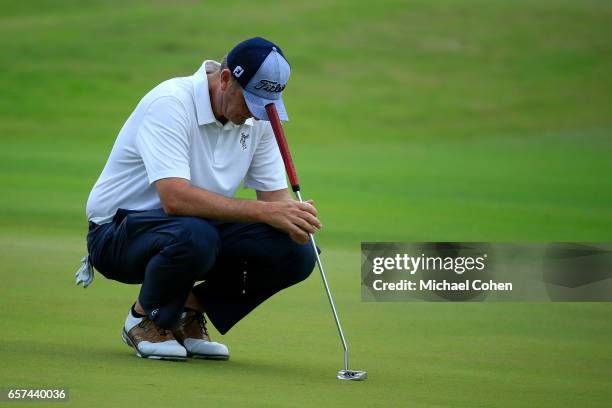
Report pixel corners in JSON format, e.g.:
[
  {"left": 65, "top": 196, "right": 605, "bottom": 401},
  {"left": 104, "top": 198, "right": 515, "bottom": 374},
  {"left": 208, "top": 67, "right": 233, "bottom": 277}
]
[{"left": 192, "top": 60, "right": 254, "bottom": 127}]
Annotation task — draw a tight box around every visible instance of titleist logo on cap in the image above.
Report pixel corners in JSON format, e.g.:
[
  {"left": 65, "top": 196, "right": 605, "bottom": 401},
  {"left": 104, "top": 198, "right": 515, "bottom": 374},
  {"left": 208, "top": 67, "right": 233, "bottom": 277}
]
[{"left": 254, "top": 79, "right": 286, "bottom": 93}]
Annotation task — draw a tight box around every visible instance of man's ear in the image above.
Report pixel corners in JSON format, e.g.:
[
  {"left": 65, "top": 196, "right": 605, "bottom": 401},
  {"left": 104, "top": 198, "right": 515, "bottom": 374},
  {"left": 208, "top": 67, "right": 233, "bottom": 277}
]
[{"left": 220, "top": 69, "right": 232, "bottom": 91}]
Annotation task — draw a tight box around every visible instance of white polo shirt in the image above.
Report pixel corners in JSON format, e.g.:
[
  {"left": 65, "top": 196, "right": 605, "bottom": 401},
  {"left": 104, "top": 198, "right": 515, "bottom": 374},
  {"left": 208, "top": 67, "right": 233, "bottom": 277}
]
[{"left": 86, "top": 60, "right": 287, "bottom": 225}]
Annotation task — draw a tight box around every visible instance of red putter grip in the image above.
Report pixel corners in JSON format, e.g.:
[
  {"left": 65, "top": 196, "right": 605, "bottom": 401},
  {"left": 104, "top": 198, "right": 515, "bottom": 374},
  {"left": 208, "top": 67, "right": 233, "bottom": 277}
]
[{"left": 265, "top": 104, "right": 300, "bottom": 192}]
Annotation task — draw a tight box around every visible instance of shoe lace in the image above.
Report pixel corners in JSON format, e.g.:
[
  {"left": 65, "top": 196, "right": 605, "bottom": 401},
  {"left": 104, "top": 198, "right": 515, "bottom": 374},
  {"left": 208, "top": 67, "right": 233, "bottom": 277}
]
[
  {"left": 186, "top": 311, "right": 209, "bottom": 338},
  {"left": 138, "top": 319, "right": 169, "bottom": 337}
]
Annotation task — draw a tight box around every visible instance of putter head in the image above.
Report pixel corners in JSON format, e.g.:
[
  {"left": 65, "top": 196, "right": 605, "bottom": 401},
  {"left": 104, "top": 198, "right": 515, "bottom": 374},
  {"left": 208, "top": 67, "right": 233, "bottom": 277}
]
[{"left": 337, "top": 369, "right": 368, "bottom": 381}]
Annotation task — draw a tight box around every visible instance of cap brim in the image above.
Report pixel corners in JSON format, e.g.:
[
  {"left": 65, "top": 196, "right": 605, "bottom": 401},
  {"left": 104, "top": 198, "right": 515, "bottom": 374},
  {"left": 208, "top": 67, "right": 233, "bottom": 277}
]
[{"left": 243, "top": 90, "right": 289, "bottom": 122}]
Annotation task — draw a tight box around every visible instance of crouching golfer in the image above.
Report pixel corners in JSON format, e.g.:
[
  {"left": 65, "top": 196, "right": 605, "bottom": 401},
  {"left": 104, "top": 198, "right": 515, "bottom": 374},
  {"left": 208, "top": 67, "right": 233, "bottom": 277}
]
[{"left": 80, "top": 37, "right": 320, "bottom": 360}]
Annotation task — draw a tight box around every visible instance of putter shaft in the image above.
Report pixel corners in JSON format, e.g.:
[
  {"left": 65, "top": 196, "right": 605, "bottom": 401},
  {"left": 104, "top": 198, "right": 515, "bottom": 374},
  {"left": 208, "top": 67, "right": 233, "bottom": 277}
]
[{"left": 296, "top": 190, "right": 349, "bottom": 371}]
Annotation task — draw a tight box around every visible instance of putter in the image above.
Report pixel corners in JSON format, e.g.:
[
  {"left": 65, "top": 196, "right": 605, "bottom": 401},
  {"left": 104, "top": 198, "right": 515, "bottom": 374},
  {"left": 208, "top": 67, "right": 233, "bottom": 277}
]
[{"left": 265, "top": 104, "right": 368, "bottom": 381}]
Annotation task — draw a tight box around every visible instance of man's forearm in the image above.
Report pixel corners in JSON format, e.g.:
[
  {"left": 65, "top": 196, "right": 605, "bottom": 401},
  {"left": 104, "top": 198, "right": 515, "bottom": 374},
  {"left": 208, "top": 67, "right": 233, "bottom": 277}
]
[
  {"left": 156, "top": 178, "right": 320, "bottom": 243},
  {"left": 160, "top": 180, "right": 267, "bottom": 223},
  {"left": 256, "top": 188, "right": 292, "bottom": 202}
]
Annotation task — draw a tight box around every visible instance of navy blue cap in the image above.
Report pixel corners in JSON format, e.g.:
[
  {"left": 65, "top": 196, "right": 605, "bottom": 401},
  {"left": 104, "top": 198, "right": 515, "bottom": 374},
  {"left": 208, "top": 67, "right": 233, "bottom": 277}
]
[{"left": 227, "top": 37, "right": 290, "bottom": 121}]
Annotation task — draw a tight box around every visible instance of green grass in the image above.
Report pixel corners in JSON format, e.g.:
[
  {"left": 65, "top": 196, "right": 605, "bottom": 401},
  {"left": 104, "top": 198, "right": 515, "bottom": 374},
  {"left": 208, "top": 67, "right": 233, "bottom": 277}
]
[
  {"left": 1, "top": 0, "right": 611, "bottom": 406},
  {"left": 2, "top": 235, "right": 611, "bottom": 407}
]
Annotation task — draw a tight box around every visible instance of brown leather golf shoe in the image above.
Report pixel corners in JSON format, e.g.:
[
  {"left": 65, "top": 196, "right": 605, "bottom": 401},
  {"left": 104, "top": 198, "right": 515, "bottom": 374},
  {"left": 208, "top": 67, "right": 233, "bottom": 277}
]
[
  {"left": 172, "top": 309, "right": 229, "bottom": 360},
  {"left": 121, "top": 309, "right": 187, "bottom": 361}
]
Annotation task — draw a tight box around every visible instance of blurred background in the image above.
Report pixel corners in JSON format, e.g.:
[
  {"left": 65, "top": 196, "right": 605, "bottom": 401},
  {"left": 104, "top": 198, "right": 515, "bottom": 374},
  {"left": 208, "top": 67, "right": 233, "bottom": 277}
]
[{"left": 1, "top": 1, "right": 611, "bottom": 406}]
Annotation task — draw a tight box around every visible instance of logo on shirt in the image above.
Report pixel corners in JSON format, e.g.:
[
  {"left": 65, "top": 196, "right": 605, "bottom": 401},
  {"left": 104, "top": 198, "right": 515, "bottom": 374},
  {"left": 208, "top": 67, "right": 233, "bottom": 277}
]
[{"left": 240, "top": 132, "right": 250, "bottom": 150}]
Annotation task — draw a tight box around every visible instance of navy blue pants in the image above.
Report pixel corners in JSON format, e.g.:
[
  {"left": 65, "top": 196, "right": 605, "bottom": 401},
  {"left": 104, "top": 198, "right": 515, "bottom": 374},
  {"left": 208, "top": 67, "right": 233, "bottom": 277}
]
[{"left": 87, "top": 208, "right": 316, "bottom": 334}]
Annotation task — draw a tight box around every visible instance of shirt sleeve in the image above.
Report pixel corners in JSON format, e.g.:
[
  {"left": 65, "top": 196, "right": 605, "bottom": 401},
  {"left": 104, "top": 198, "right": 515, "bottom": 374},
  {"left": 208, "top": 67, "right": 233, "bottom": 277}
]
[
  {"left": 243, "top": 122, "right": 288, "bottom": 191},
  {"left": 134, "top": 96, "right": 191, "bottom": 184}
]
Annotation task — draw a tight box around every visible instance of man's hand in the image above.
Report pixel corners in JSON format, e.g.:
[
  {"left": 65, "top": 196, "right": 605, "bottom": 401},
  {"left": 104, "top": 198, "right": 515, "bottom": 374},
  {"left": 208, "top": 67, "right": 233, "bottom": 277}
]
[
  {"left": 260, "top": 199, "right": 321, "bottom": 244},
  {"left": 155, "top": 178, "right": 321, "bottom": 244}
]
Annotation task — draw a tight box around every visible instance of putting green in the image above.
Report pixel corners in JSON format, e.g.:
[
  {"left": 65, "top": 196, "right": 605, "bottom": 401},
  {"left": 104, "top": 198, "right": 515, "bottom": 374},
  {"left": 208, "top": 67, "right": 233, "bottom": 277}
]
[{"left": 1, "top": 1, "right": 611, "bottom": 406}]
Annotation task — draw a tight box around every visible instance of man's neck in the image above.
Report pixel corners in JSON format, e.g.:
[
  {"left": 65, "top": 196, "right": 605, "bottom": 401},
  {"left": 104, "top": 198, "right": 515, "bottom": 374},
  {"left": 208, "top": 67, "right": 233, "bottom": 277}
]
[{"left": 207, "top": 73, "right": 227, "bottom": 125}]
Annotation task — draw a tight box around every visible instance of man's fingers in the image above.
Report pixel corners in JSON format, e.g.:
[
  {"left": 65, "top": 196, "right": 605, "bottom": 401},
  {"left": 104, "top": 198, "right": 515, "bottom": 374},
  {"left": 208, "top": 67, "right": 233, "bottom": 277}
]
[
  {"left": 290, "top": 215, "right": 318, "bottom": 235},
  {"left": 289, "top": 231, "right": 309, "bottom": 245},
  {"left": 265, "top": 200, "right": 321, "bottom": 242},
  {"left": 296, "top": 211, "right": 322, "bottom": 230},
  {"left": 298, "top": 201, "right": 318, "bottom": 217},
  {"left": 287, "top": 224, "right": 310, "bottom": 244}
]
